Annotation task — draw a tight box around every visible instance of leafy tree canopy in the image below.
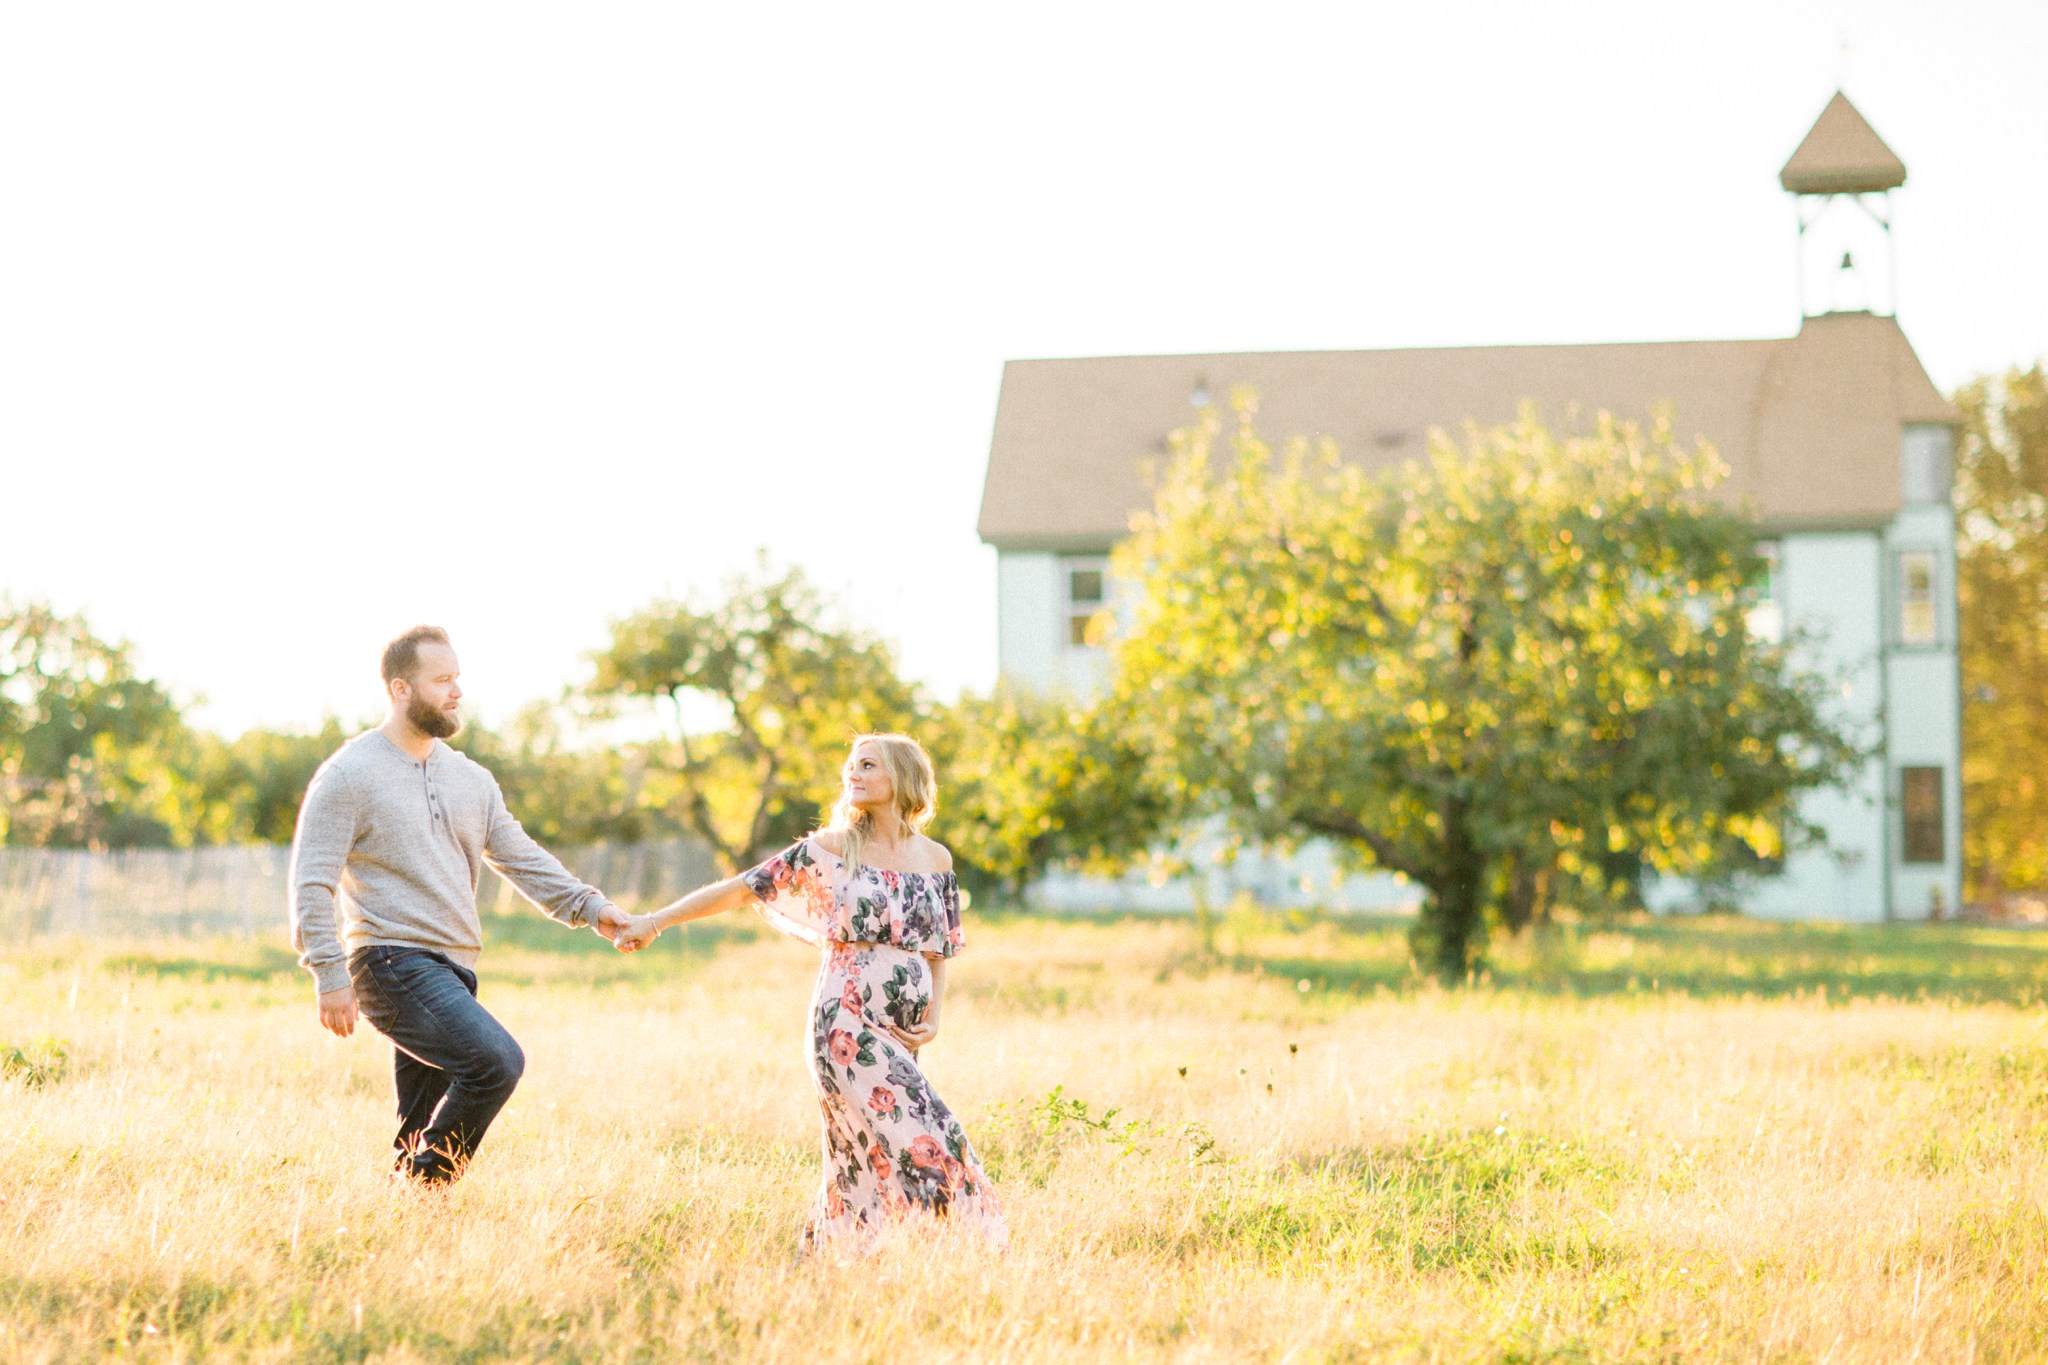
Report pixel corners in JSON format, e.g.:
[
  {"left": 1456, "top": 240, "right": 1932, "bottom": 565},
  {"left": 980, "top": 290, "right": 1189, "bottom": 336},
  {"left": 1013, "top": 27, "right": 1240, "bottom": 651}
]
[
  {"left": 587, "top": 563, "right": 922, "bottom": 870},
  {"left": 0, "top": 601, "right": 197, "bottom": 848},
  {"left": 1955, "top": 365, "right": 2048, "bottom": 900},
  {"left": 452, "top": 702, "right": 662, "bottom": 847},
  {"left": 188, "top": 717, "right": 354, "bottom": 845},
  {"left": 924, "top": 687, "right": 1172, "bottom": 900},
  {"left": 1108, "top": 393, "right": 1860, "bottom": 978}
]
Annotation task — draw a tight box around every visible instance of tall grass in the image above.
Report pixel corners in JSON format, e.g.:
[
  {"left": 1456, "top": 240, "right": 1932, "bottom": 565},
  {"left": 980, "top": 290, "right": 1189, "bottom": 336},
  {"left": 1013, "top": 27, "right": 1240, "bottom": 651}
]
[{"left": 2, "top": 911, "right": 2044, "bottom": 1362}]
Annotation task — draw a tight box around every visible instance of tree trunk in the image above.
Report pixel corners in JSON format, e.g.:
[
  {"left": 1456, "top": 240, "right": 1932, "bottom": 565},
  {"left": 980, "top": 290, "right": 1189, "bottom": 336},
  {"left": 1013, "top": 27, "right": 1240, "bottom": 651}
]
[
  {"left": 1421, "top": 612, "right": 1492, "bottom": 980},
  {"left": 1501, "top": 851, "right": 1547, "bottom": 933},
  {"left": 1422, "top": 794, "right": 1487, "bottom": 980},
  {"left": 671, "top": 694, "right": 739, "bottom": 870}
]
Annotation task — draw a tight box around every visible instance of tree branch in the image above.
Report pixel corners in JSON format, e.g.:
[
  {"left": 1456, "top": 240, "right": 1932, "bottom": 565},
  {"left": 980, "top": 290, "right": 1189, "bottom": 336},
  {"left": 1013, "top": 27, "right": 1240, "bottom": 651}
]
[
  {"left": 670, "top": 688, "right": 738, "bottom": 869},
  {"left": 727, "top": 694, "right": 770, "bottom": 759},
  {"left": 1294, "top": 809, "right": 1436, "bottom": 888},
  {"left": 746, "top": 747, "right": 782, "bottom": 860}
]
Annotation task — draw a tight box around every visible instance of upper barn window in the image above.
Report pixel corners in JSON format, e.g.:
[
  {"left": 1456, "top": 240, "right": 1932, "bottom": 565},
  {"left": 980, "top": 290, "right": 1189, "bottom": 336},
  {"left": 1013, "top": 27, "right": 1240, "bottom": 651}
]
[
  {"left": 1747, "top": 540, "right": 1783, "bottom": 644},
  {"left": 1897, "top": 551, "right": 1938, "bottom": 646},
  {"left": 1064, "top": 558, "right": 1109, "bottom": 648}
]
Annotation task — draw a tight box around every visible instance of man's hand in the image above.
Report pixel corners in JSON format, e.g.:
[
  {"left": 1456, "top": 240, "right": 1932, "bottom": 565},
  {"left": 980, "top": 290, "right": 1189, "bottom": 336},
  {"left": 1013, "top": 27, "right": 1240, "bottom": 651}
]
[
  {"left": 318, "top": 985, "right": 358, "bottom": 1038},
  {"left": 613, "top": 915, "right": 660, "bottom": 953},
  {"left": 590, "top": 903, "right": 630, "bottom": 942}
]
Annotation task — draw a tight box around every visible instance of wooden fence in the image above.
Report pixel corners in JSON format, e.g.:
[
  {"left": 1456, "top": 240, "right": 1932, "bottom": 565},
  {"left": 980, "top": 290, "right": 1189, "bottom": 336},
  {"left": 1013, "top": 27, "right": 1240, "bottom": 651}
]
[{"left": 0, "top": 839, "right": 720, "bottom": 939}]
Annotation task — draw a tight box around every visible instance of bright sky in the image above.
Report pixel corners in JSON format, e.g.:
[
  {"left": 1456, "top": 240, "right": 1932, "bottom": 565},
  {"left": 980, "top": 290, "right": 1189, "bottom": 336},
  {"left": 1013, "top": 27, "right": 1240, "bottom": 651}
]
[{"left": 2, "top": 2, "right": 2043, "bottom": 738}]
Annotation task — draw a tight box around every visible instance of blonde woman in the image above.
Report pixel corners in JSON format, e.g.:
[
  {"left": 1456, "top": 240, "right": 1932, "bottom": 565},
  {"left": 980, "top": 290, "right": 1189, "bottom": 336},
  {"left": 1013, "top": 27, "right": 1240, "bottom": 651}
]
[{"left": 614, "top": 734, "right": 1006, "bottom": 1253}]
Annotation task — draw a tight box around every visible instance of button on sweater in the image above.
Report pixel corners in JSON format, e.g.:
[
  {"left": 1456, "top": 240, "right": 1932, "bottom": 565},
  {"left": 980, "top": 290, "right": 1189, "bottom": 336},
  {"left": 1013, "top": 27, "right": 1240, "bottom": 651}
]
[{"left": 289, "top": 730, "right": 617, "bottom": 995}]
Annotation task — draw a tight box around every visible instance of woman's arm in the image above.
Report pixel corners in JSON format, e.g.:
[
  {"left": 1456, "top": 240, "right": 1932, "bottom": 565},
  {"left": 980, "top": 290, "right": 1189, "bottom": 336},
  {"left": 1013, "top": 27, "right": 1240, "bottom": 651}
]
[
  {"left": 889, "top": 840, "right": 957, "bottom": 1047},
  {"left": 614, "top": 875, "right": 755, "bottom": 951},
  {"left": 889, "top": 954, "right": 946, "bottom": 1051}
]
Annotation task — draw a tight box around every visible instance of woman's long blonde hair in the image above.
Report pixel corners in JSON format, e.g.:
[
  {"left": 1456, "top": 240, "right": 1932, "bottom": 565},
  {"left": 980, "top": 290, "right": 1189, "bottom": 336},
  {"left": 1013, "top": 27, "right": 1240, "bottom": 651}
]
[{"left": 827, "top": 733, "right": 937, "bottom": 878}]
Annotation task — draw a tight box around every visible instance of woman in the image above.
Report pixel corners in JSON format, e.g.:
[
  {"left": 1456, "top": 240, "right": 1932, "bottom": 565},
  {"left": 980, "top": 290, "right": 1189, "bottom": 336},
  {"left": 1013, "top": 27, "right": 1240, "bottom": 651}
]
[{"left": 614, "top": 734, "right": 1007, "bottom": 1253}]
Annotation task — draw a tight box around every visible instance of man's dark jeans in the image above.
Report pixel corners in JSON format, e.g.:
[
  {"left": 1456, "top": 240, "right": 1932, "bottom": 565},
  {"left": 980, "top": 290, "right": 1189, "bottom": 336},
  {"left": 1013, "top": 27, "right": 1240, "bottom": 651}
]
[{"left": 348, "top": 946, "right": 525, "bottom": 1184}]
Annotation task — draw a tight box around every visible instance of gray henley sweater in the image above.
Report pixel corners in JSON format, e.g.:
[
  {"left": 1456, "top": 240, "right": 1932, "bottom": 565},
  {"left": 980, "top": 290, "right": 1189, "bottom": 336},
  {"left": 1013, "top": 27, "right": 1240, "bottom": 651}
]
[{"left": 289, "top": 730, "right": 616, "bottom": 995}]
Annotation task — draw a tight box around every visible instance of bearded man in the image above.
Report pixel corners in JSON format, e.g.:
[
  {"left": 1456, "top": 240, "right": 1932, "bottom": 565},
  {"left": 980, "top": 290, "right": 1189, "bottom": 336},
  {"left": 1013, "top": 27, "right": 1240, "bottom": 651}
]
[{"left": 289, "top": 624, "right": 629, "bottom": 1184}]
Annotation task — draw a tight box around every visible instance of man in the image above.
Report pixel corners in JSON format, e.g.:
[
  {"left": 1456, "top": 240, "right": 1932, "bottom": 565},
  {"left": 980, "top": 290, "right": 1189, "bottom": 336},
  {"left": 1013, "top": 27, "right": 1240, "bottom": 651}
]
[{"left": 289, "top": 625, "right": 629, "bottom": 1184}]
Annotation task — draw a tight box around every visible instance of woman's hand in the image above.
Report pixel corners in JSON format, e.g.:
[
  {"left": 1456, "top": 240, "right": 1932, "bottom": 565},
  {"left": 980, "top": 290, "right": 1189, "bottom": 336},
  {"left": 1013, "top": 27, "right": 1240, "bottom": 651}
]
[
  {"left": 613, "top": 915, "right": 661, "bottom": 953},
  {"left": 889, "top": 954, "right": 944, "bottom": 1051},
  {"left": 888, "top": 1016, "right": 939, "bottom": 1052}
]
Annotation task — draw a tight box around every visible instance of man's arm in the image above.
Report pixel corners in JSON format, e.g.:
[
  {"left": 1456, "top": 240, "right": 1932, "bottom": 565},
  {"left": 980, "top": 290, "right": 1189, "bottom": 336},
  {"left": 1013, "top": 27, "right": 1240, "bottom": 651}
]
[
  {"left": 481, "top": 781, "right": 626, "bottom": 938},
  {"left": 289, "top": 761, "right": 361, "bottom": 1035}
]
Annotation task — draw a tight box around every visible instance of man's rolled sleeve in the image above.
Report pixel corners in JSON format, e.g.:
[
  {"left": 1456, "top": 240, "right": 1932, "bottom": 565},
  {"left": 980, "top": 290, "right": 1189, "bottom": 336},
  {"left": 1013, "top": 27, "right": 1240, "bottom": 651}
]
[{"left": 289, "top": 763, "right": 359, "bottom": 996}]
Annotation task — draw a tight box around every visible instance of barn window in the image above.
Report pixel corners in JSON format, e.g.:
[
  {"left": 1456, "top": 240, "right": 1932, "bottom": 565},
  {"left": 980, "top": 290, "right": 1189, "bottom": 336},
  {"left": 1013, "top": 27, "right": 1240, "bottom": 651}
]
[
  {"left": 1064, "top": 559, "right": 1109, "bottom": 649},
  {"left": 1747, "top": 540, "right": 1783, "bottom": 643},
  {"left": 1901, "top": 766, "right": 1944, "bottom": 864},
  {"left": 1897, "top": 551, "right": 1938, "bottom": 646}
]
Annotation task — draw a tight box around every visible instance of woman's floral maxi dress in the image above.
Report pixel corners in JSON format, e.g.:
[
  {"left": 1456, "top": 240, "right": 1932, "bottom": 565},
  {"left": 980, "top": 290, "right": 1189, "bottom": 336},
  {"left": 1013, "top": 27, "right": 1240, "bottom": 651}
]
[{"left": 741, "top": 836, "right": 1007, "bottom": 1253}]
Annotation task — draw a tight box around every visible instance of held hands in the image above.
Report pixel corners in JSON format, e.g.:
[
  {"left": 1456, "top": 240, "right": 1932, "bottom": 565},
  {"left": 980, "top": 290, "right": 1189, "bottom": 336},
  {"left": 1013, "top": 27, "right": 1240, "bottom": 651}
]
[
  {"left": 592, "top": 901, "right": 660, "bottom": 952},
  {"left": 612, "top": 914, "right": 661, "bottom": 953}
]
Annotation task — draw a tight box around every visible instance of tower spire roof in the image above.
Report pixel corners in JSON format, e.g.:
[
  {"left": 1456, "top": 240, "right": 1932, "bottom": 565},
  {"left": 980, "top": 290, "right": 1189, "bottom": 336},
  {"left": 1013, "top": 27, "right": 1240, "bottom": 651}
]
[{"left": 1780, "top": 91, "right": 1906, "bottom": 194}]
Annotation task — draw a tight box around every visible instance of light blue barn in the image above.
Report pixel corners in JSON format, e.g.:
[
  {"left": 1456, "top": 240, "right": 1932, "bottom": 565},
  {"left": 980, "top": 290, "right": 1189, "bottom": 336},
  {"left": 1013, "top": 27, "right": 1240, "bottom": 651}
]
[{"left": 975, "top": 93, "right": 1961, "bottom": 923}]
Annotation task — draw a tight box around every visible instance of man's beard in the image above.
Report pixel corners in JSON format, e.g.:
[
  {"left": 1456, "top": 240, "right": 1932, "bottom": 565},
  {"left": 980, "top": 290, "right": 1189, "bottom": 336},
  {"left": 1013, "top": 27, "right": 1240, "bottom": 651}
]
[{"left": 408, "top": 692, "right": 462, "bottom": 739}]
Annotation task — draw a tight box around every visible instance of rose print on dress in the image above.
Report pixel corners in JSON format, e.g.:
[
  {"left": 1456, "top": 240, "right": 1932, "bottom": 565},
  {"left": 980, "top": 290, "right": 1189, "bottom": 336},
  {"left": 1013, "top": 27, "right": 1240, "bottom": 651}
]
[
  {"left": 796, "top": 943, "right": 1004, "bottom": 1251},
  {"left": 879, "top": 959, "right": 928, "bottom": 1031},
  {"left": 746, "top": 838, "right": 1005, "bottom": 1254}
]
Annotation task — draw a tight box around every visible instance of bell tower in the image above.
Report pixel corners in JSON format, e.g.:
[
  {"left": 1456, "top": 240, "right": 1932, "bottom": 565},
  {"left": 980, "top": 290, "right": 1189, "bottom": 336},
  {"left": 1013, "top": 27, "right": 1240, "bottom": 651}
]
[{"left": 1781, "top": 91, "right": 1906, "bottom": 317}]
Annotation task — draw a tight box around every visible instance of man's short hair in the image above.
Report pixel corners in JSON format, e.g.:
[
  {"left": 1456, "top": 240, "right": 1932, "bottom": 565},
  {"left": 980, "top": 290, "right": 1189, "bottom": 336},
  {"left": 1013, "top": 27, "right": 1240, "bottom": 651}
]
[{"left": 381, "top": 625, "right": 451, "bottom": 684}]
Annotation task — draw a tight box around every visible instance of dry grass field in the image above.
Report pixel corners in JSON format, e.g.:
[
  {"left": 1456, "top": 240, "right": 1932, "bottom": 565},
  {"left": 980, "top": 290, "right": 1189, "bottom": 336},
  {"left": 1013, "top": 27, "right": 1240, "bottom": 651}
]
[{"left": 3, "top": 907, "right": 2046, "bottom": 1363}]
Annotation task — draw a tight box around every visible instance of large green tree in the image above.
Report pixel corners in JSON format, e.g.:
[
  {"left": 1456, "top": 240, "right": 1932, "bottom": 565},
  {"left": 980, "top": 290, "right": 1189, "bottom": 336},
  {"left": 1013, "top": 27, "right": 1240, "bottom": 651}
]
[
  {"left": 184, "top": 718, "right": 354, "bottom": 845},
  {"left": 453, "top": 702, "right": 664, "bottom": 847},
  {"left": 1109, "top": 395, "right": 1859, "bottom": 977},
  {"left": 587, "top": 565, "right": 923, "bottom": 870},
  {"left": 923, "top": 687, "right": 1172, "bottom": 900},
  {"left": 0, "top": 601, "right": 200, "bottom": 848},
  {"left": 1955, "top": 365, "right": 2048, "bottom": 902}
]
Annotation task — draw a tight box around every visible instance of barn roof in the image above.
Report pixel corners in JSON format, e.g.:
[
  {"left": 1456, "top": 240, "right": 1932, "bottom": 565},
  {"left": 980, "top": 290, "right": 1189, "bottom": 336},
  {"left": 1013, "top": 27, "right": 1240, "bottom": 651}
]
[
  {"left": 977, "top": 311, "right": 1958, "bottom": 551},
  {"left": 1780, "top": 91, "right": 1907, "bottom": 194}
]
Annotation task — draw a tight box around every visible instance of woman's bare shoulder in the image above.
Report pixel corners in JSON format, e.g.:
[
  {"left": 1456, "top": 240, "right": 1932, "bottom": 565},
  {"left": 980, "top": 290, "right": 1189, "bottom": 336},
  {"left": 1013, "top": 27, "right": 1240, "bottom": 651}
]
[
  {"left": 918, "top": 834, "right": 954, "bottom": 873},
  {"left": 812, "top": 828, "right": 848, "bottom": 857}
]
